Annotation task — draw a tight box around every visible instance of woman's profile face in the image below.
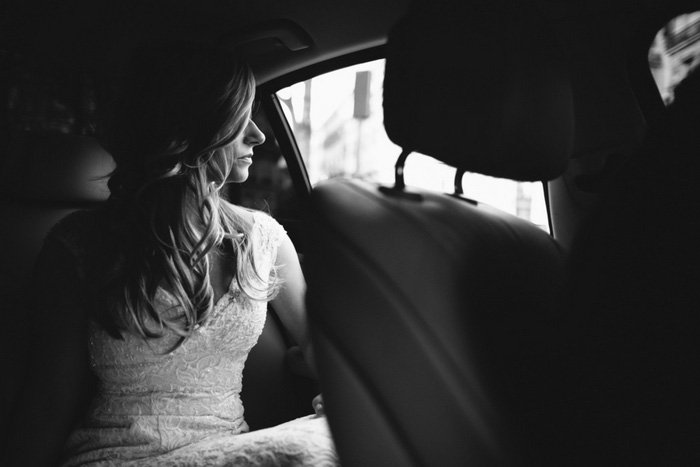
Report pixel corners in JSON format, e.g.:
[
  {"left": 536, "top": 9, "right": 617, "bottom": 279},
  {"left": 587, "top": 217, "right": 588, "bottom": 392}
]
[{"left": 224, "top": 114, "right": 266, "bottom": 183}]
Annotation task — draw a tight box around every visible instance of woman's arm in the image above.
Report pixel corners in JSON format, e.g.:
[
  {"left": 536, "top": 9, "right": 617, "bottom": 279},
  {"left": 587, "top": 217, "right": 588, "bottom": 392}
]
[
  {"left": 269, "top": 233, "right": 317, "bottom": 376},
  {"left": 0, "top": 238, "right": 94, "bottom": 467}
]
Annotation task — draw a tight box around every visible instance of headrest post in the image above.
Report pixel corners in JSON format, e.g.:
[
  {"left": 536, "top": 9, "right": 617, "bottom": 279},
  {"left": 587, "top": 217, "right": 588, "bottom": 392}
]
[
  {"left": 378, "top": 148, "right": 423, "bottom": 202},
  {"left": 454, "top": 168, "right": 466, "bottom": 196},
  {"left": 394, "top": 148, "right": 412, "bottom": 191}
]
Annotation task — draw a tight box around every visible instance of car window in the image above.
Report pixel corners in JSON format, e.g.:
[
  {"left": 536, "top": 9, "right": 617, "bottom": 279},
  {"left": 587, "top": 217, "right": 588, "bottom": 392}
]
[
  {"left": 277, "top": 59, "right": 549, "bottom": 231},
  {"left": 649, "top": 11, "right": 700, "bottom": 105}
]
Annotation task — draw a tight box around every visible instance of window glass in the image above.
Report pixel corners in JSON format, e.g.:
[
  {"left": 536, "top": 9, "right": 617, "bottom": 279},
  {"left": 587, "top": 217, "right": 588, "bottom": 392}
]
[
  {"left": 649, "top": 11, "right": 700, "bottom": 105},
  {"left": 277, "top": 59, "right": 549, "bottom": 231}
]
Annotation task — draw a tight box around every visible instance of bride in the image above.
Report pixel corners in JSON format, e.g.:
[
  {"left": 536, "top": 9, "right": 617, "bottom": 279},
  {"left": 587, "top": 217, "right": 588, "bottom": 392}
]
[{"left": 3, "top": 42, "right": 338, "bottom": 467}]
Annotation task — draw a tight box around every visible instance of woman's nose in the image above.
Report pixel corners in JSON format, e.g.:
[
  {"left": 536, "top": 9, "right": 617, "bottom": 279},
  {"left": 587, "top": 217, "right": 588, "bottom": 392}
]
[{"left": 244, "top": 120, "right": 266, "bottom": 147}]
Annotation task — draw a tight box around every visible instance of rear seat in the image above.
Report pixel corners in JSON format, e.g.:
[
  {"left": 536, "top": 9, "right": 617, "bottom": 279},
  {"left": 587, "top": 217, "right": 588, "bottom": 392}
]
[
  {"left": 0, "top": 132, "right": 112, "bottom": 446},
  {"left": 0, "top": 131, "right": 311, "bottom": 453}
]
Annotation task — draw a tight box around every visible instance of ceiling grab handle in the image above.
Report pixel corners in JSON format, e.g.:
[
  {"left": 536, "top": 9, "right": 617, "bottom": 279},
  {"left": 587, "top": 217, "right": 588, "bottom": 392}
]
[{"left": 219, "top": 19, "right": 313, "bottom": 51}]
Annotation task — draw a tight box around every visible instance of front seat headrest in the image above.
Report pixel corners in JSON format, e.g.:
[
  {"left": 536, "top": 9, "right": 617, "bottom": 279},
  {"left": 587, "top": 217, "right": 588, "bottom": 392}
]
[{"left": 383, "top": 0, "right": 574, "bottom": 181}]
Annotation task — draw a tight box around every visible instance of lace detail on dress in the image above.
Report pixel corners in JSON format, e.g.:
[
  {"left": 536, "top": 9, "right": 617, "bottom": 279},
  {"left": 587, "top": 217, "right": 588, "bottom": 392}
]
[{"left": 49, "top": 210, "right": 338, "bottom": 467}]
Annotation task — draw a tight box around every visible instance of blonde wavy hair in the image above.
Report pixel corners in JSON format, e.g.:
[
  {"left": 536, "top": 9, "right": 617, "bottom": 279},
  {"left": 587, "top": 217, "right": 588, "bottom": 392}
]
[{"left": 95, "top": 42, "right": 279, "bottom": 349}]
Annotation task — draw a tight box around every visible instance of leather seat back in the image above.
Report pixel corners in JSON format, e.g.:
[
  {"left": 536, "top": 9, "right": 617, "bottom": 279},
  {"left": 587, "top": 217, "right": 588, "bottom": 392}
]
[
  {"left": 305, "top": 1, "right": 574, "bottom": 465},
  {"left": 307, "top": 181, "right": 566, "bottom": 465},
  {"left": 0, "top": 131, "right": 112, "bottom": 445}
]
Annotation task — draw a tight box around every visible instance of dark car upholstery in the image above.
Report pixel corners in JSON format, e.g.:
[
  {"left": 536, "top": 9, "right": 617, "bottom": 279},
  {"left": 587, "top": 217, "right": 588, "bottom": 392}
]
[
  {"left": 304, "top": 1, "right": 573, "bottom": 465},
  {"left": 0, "top": 132, "right": 113, "bottom": 293},
  {"left": 0, "top": 132, "right": 111, "bottom": 444},
  {"left": 561, "top": 68, "right": 700, "bottom": 465}
]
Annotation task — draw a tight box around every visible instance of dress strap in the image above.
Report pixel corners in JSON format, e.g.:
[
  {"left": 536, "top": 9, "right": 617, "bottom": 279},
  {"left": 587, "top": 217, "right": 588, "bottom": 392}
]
[{"left": 252, "top": 210, "right": 286, "bottom": 265}]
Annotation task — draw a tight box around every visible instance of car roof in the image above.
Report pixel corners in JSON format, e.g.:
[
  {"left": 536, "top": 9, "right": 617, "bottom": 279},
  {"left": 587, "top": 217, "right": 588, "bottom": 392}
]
[
  {"left": 1, "top": 0, "right": 695, "bottom": 85},
  {"left": 1, "top": 0, "right": 409, "bottom": 85}
]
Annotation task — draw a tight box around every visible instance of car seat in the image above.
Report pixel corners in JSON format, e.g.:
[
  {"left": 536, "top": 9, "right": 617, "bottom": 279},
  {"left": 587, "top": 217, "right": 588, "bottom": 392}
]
[
  {"left": 0, "top": 131, "right": 113, "bottom": 447},
  {"left": 304, "top": 1, "right": 574, "bottom": 466},
  {"left": 561, "top": 68, "right": 700, "bottom": 465}
]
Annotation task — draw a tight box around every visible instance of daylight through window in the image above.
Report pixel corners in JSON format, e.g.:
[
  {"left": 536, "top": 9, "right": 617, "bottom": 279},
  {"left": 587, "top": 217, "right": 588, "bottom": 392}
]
[
  {"left": 277, "top": 59, "right": 549, "bottom": 231},
  {"left": 649, "top": 11, "right": 700, "bottom": 104}
]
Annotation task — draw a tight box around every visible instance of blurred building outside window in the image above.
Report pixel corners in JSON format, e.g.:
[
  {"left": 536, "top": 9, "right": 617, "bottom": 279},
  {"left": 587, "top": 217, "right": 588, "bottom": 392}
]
[{"left": 649, "top": 11, "right": 700, "bottom": 104}]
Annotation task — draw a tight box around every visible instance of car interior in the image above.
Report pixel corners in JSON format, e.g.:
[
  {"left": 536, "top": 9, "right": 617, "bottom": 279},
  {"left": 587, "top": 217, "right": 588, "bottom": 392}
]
[{"left": 1, "top": 0, "right": 699, "bottom": 465}]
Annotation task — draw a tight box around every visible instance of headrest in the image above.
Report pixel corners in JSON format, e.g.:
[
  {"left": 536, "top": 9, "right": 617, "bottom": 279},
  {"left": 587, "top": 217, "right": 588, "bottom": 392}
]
[
  {"left": 383, "top": 0, "right": 574, "bottom": 181},
  {"left": 0, "top": 132, "right": 114, "bottom": 202}
]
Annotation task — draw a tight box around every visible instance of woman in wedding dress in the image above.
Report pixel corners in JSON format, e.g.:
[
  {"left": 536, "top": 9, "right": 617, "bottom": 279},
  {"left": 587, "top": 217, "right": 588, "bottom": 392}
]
[{"left": 4, "top": 42, "right": 338, "bottom": 467}]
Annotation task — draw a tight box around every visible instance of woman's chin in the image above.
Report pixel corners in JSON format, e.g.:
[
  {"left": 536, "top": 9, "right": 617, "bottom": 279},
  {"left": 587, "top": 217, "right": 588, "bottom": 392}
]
[{"left": 227, "top": 170, "right": 250, "bottom": 184}]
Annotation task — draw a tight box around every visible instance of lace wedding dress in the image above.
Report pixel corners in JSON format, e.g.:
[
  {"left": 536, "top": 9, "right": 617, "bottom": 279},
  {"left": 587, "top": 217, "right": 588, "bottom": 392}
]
[{"left": 50, "top": 209, "right": 338, "bottom": 467}]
